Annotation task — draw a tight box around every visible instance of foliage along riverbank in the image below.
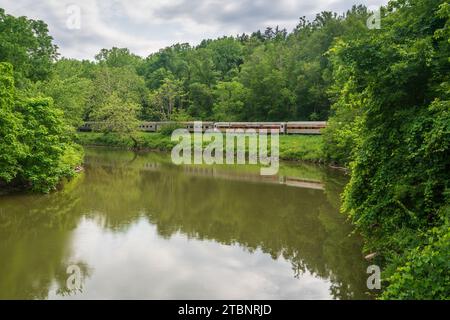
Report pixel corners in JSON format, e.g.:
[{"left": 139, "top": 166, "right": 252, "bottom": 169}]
[
  {"left": 75, "top": 131, "right": 325, "bottom": 163},
  {"left": 0, "top": 63, "right": 83, "bottom": 193},
  {"left": 322, "top": 0, "right": 450, "bottom": 299}
]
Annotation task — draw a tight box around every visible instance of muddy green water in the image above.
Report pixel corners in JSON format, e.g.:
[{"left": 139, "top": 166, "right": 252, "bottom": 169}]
[{"left": 0, "top": 148, "right": 370, "bottom": 299}]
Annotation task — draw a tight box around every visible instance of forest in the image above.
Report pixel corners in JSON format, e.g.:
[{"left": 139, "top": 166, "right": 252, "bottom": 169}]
[{"left": 0, "top": 0, "right": 449, "bottom": 299}]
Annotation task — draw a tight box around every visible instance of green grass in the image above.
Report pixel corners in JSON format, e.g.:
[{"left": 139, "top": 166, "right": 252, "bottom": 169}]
[
  {"left": 75, "top": 132, "right": 325, "bottom": 162},
  {"left": 278, "top": 135, "right": 324, "bottom": 161}
]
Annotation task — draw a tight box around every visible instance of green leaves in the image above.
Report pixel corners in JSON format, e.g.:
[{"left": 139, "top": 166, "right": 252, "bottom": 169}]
[
  {"left": 0, "top": 9, "right": 57, "bottom": 84},
  {"left": 382, "top": 214, "right": 450, "bottom": 299},
  {"left": 323, "top": 0, "right": 450, "bottom": 299},
  {"left": 212, "top": 81, "right": 249, "bottom": 121},
  {"left": 0, "top": 62, "right": 82, "bottom": 193},
  {"left": 91, "top": 92, "right": 141, "bottom": 136},
  {"left": 34, "top": 59, "right": 94, "bottom": 128},
  {"left": 147, "top": 77, "right": 187, "bottom": 120},
  {"left": 0, "top": 63, "right": 24, "bottom": 182}
]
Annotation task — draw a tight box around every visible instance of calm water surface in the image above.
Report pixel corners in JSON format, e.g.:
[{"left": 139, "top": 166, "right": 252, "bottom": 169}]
[{"left": 0, "top": 148, "right": 370, "bottom": 299}]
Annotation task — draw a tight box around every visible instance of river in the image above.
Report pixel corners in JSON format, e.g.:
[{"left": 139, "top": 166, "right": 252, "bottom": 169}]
[{"left": 0, "top": 147, "right": 370, "bottom": 299}]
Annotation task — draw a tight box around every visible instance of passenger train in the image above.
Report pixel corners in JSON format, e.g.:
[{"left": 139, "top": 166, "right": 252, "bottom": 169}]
[{"left": 79, "top": 121, "right": 327, "bottom": 135}]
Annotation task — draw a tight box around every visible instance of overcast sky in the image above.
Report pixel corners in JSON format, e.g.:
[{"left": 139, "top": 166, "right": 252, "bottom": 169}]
[{"left": 2, "top": 0, "right": 388, "bottom": 60}]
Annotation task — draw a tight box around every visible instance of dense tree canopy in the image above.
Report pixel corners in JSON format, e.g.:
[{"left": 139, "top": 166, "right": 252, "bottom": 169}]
[
  {"left": 0, "top": 8, "right": 58, "bottom": 85},
  {"left": 0, "top": 10, "right": 82, "bottom": 192},
  {"left": 0, "top": 63, "right": 24, "bottom": 183},
  {"left": 0, "top": 6, "right": 374, "bottom": 126},
  {"left": 90, "top": 92, "right": 142, "bottom": 147},
  {"left": 0, "top": 62, "right": 82, "bottom": 192},
  {"left": 324, "top": 0, "right": 449, "bottom": 299}
]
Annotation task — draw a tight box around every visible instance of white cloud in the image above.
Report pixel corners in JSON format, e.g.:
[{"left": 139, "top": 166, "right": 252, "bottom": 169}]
[
  {"left": 1, "top": 0, "right": 389, "bottom": 60},
  {"left": 48, "top": 217, "right": 333, "bottom": 299}
]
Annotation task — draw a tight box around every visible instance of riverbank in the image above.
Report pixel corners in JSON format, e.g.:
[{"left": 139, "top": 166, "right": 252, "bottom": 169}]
[{"left": 75, "top": 132, "right": 325, "bottom": 163}]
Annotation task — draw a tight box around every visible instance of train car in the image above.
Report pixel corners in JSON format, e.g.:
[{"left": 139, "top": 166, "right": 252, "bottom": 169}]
[
  {"left": 286, "top": 121, "right": 326, "bottom": 134},
  {"left": 138, "top": 122, "right": 158, "bottom": 132},
  {"left": 182, "top": 121, "right": 214, "bottom": 133},
  {"left": 151, "top": 121, "right": 214, "bottom": 132},
  {"left": 140, "top": 121, "right": 189, "bottom": 132},
  {"left": 214, "top": 122, "right": 286, "bottom": 134}
]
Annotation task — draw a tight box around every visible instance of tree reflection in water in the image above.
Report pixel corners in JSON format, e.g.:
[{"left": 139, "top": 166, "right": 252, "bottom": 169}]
[{"left": 0, "top": 148, "right": 369, "bottom": 299}]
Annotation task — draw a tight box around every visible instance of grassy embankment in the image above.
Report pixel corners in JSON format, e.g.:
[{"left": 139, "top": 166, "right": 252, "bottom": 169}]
[{"left": 75, "top": 132, "right": 324, "bottom": 162}]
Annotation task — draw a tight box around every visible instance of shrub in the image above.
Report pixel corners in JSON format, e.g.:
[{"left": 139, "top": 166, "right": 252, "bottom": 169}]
[
  {"left": 0, "top": 62, "right": 83, "bottom": 193},
  {"left": 382, "top": 213, "right": 450, "bottom": 300},
  {"left": 158, "top": 122, "right": 185, "bottom": 136}
]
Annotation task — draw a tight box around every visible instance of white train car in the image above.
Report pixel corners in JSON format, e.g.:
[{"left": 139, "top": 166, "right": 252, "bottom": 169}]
[
  {"left": 286, "top": 121, "right": 326, "bottom": 135},
  {"left": 138, "top": 122, "right": 158, "bottom": 132},
  {"left": 182, "top": 122, "right": 214, "bottom": 132},
  {"left": 214, "top": 122, "right": 286, "bottom": 133},
  {"left": 138, "top": 121, "right": 214, "bottom": 132}
]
